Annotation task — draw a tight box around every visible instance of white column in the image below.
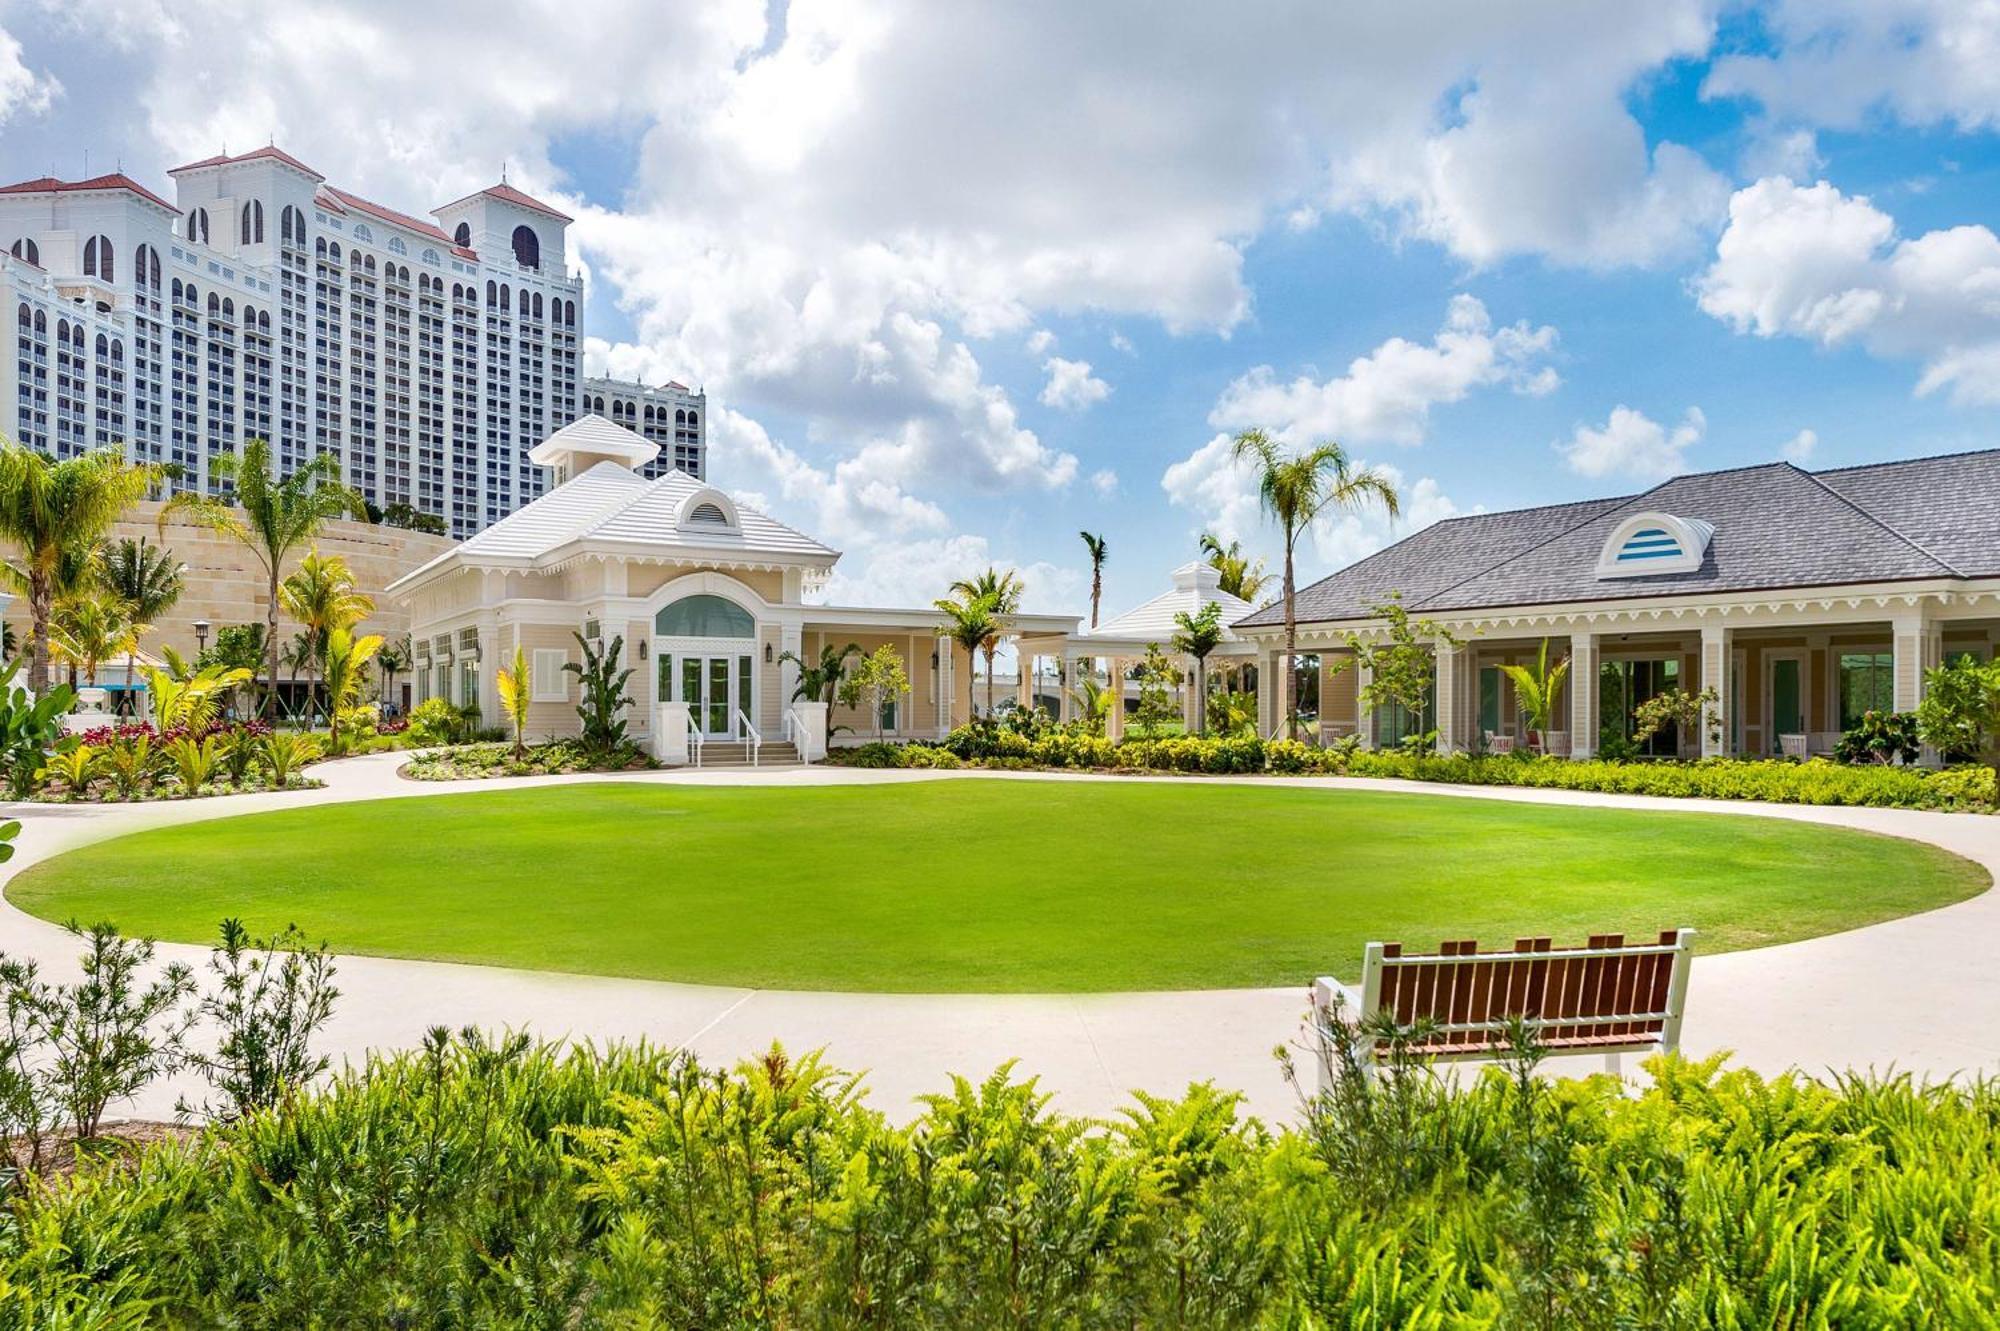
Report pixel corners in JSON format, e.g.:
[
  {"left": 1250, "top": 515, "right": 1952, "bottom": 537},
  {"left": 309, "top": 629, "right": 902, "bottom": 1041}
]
[
  {"left": 779, "top": 624, "right": 802, "bottom": 725},
  {"left": 1434, "top": 643, "right": 1463, "bottom": 754},
  {"left": 1699, "top": 624, "right": 1731, "bottom": 758},
  {"left": 936, "top": 635, "right": 953, "bottom": 730},
  {"left": 1059, "top": 653, "right": 1079, "bottom": 723},
  {"left": 1892, "top": 606, "right": 1933, "bottom": 713},
  {"left": 1567, "top": 630, "right": 1599, "bottom": 759},
  {"left": 1106, "top": 657, "right": 1127, "bottom": 741},
  {"left": 1016, "top": 644, "right": 1034, "bottom": 712},
  {"left": 1355, "top": 659, "right": 1376, "bottom": 750}
]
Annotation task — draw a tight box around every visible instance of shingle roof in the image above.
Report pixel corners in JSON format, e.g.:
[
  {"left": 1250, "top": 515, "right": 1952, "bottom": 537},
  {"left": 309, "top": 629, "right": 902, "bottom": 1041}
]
[
  {"left": 171, "top": 146, "right": 324, "bottom": 180},
  {"left": 1239, "top": 449, "right": 2000, "bottom": 628},
  {"left": 436, "top": 182, "right": 574, "bottom": 223}
]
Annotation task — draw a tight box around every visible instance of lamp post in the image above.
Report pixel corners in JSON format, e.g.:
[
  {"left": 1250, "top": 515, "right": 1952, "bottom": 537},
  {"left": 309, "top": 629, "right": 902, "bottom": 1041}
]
[{"left": 193, "top": 619, "right": 210, "bottom": 656}]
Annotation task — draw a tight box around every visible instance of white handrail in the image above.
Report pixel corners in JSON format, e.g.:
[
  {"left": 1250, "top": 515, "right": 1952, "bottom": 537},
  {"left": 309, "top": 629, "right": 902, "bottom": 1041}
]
[
  {"left": 782, "top": 707, "right": 815, "bottom": 764},
  {"left": 735, "top": 708, "right": 762, "bottom": 767},
  {"left": 684, "top": 711, "right": 705, "bottom": 768}
]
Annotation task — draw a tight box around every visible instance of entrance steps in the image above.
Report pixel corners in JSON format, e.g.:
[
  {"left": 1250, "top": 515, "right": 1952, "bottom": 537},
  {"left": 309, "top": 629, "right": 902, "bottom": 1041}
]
[{"left": 690, "top": 740, "right": 806, "bottom": 770}]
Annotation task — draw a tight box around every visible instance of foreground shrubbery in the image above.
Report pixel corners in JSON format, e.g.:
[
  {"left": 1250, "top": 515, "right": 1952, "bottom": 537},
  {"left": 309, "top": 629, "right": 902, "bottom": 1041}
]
[
  {"left": 6, "top": 1031, "right": 2000, "bottom": 1326},
  {"left": 833, "top": 723, "right": 1998, "bottom": 811},
  {"left": 33, "top": 723, "right": 328, "bottom": 802},
  {"left": 403, "top": 738, "right": 655, "bottom": 781}
]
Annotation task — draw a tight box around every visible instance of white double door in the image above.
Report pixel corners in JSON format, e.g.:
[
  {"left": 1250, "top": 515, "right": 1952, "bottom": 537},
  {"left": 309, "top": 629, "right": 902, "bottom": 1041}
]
[{"left": 674, "top": 650, "right": 753, "bottom": 740}]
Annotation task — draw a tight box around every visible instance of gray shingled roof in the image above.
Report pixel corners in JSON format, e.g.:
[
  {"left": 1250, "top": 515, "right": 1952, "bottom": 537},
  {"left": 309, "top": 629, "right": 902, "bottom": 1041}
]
[{"left": 1237, "top": 449, "right": 2000, "bottom": 628}]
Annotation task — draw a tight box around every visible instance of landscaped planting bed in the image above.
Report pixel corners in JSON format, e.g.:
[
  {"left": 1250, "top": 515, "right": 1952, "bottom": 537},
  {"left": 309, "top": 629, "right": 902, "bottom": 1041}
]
[
  {"left": 6, "top": 1035, "right": 2000, "bottom": 1325},
  {"left": 12, "top": 779, "right": 1983, "bottom": 991},
  {"left": 401, "top": 739, "right": 655, "bottom": 781}
]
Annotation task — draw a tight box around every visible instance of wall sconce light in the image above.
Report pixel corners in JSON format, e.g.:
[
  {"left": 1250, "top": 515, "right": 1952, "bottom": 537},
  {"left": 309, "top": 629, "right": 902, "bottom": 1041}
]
[
  {"left": 763, "top": 643, "right": 773, "bottom": 664},
  {"left": 931, "top": 650, "right": 940, "bottom": 669},
  {"left": 638, "top": 640, "right": 648, "bottom": 661}
]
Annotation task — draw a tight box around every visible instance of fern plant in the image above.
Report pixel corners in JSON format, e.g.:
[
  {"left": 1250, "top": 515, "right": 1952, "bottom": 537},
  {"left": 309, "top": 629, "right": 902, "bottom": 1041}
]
[
  {"left": 563, "top": 632, "right": 633, "bottom": 759},
  {"left": 103, "top": 734, "right": 156, "bottom": 799},
  {"left": 259, "top": 731, "right": 322, "bottom": 787},
  {"left": 164, "top": 733, "right": 224, "bottom": 793}
]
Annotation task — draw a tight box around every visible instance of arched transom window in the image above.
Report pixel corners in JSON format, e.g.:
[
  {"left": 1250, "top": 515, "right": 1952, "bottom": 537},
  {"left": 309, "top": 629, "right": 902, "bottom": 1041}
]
[{"left": 655, "top": 594, "right": 754, "bottom": 638}]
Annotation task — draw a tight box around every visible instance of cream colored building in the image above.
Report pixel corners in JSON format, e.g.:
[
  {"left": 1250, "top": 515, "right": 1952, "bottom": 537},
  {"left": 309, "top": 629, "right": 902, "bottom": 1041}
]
[{"left": 389, "top": 415, "right": 1077, "bottom": 758}]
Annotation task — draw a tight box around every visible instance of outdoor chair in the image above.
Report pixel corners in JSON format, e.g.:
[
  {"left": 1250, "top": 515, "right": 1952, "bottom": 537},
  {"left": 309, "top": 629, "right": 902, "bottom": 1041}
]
[
  {"left": 1484, "top": 731, "right": 1516, "bottom": 754},
  {"left": 1310, "top": 928, "right": 1696, "bottom": 1085},
  {"left": 1778, "top": 733, "right": 1808, "bottom": 760}
]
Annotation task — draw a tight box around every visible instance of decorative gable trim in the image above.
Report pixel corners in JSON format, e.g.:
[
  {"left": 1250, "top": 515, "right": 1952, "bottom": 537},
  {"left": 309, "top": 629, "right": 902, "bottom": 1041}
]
[{"left": 1594, "top": 512, "right": 1714, "bottom": 579}]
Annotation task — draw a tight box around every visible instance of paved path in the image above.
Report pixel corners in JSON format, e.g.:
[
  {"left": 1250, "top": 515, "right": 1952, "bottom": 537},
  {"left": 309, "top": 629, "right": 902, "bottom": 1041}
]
[{"left": 4, "top": 752, "right": 1998, "bottom": 1124}]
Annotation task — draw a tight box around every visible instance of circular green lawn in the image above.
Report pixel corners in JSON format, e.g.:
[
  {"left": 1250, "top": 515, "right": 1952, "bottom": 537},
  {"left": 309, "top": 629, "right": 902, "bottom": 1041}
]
[{"left": 8, "top": 780, "right": 1987, "bottom": 992}]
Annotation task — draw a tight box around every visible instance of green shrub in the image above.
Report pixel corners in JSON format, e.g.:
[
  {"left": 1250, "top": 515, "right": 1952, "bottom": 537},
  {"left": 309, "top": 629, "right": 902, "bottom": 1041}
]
[
  {"left": 407, "top": 696, "right": 462, "bottom": 746},
  {"left": 9, "top": 1039, "right": 2000, "bottom": 1324}
]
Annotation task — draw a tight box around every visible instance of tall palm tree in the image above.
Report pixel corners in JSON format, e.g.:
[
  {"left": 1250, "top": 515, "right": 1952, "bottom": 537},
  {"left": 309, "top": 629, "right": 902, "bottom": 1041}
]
[
  {"left": 0, "top": 442, "right": 169, "bottom": 694},
  {"left": 1080, "top": 532, "right": 1107, "bottom": 628},
  {"left": 1230, "top": 429, "right": 1400, "bottom": 740},
  {"left": 377, "top": 633, "right": 412, "bottom": 714},
  {"left": 319, "top": 627, "right": 383, "bottom": 755},
  {"left": 778, "top": 640, "right": 862, "bottom": 744},
  {"left": 279, "top": 548, "right": 374, "bottom": 727},
  {"left": 1199, "top": 532, "right": 1273, "bottom": 605},
  {"left": 163, "top": 437, "right": 366, "bottom": 718},
  {"left": 99, "top": 535, "right": 186, "bottom": 709},
  {"left": 947, "top": 567, "right": 1025, "bottom": 716},
  {"left": 1170, "top": 601, "right": 1225, "bottom": 736},
  {"left": 934, "top": 593, "right": 1001, "bottom": 721}
]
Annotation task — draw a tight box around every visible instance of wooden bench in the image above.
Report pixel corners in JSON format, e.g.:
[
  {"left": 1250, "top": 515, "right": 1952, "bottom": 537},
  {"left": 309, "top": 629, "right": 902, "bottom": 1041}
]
[{"left": 1310, "top": 928, "right": 1696, "bottom": 1082}]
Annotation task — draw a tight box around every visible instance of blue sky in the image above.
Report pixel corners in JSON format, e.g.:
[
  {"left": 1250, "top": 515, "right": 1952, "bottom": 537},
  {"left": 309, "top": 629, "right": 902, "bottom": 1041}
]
[{"left": 3, "top": 1, "right": 1999, "bottom": 618}]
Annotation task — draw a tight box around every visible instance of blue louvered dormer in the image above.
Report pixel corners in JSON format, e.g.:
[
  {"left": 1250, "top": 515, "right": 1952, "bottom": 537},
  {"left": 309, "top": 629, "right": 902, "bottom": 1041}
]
[{"left": 1595, "top": 513, "right": 1713, "bottom": 578}]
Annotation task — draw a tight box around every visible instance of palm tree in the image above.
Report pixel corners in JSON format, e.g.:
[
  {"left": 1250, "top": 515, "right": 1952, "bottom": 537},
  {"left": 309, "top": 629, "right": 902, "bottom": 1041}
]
[
  {"left": 279, "top": 548, "right": 374, "bottom": 727},
  {"left": 1230, "top": 429, "right": 1400, "bottom": 740},
  {"left": 778, "top": 641, "right": 861, "bottom": 743},
  {"left": 281, "top": 630, "right": 314, "bottom": 722},
  {"left": 0, "top": 443, "right": 169, "bottom": 694},
  {"left": 319, "top": 627, "right": 383, "bottom": 755},
  {"left": 935, "top": 593, "right": 1001, "bottom": 721},
  {"left": 1069, "top": 671, "right": 1114, "bottom": 735},
  {"left": 163, "top": 437, "right": 366, "bottom": 719},
  {"left": 947, "top": 567, "right": 1025, "bottom": 716},
  {"left": 50, "top": 589, "right": 142, "bottom": 692},
  {"left": 1199, "top": 532, "right": 1273, "bottom": 605},
  {"left": 1170, "top": 601, "right": 1225, "bottom": 735},
  {"left": 377, "top": 633, "right": 412, "bottom": 714},
  {"left": 99, "top": 536, "right": 185, "bottom": 710},
  {"left": 1499, "top": 638, "right": 1572, "bottom": 750},
  {"left": 1080, "top": 532, "right": 1107, "bottom": 628}
]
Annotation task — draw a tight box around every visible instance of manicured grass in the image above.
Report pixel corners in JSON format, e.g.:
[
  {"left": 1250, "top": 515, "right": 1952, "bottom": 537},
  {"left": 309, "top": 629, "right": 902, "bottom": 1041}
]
[{"left": 8, "top": 780, "right": 1988, "bottom": 992}]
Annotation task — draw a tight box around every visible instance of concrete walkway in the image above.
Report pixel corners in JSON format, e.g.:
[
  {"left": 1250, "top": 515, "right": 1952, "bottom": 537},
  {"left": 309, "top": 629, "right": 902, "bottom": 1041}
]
[{"left": 4, "top": 751, "right": 1997, "bottom": 1124}]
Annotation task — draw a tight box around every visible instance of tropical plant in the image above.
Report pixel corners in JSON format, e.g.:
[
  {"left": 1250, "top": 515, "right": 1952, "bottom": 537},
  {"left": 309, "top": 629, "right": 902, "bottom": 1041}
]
[
  {"left": 1200, "top": 531, "right": 1273, "bottom": 605},
  {"left": 1069, "top": 672, "right": 1115, "bottom": 736},
  {"left": 779, "top": 640, "right": 860, "bottom": 744},
  {"left": 1500, "top": 638, "right": 1572, "bottom": 743},
  {"left": 258, "top": 730, "right": 322, "bottom": 786},
  {"left": 495, "top": 644, "right": 532, "bottom": 760},
  {"left": 165, "top": 733, "right": 226, "bottom": 791},
  {"left": 279, "top": 548, "right": 374, "bottom": 727},
  {"left": 1170, "top": 601, "right": 1225, "bottom": 735},
  {"left": 1080, "top": 531, "right": 1107, "bottom": 628},
  {"left": 1838, "top": 709, "right": 1922, "bottom": 766},
  {"left": 183, "top": 918, "right": 339, "bottom": 1121},
  {"left": 377, "top": 633, "right": 412, "bottom": 711},
  {"left": 48, "top": 587, "right": 143, "bottom": 691},
  {"left": 946, "top": 566, "right": 1025, "bottom": 716},
  {"left": 1917, "top": 657, "right": 2000, "bottom": 780},
  {"left": 162, "top": 437, "right": 367, "bottom": 718},
  {"left": 1210, "top": 687, "right": 1257, "bottom": 737},
  {"left": 1342, "top": 594, "right": 1456, "bottom": 747},
  {"left": 407, "top": 696, "right": 464, "bottom": 747},
  {"left": 319, "top": 627, "right": 383, "bottom": 755},
  {"left": 1231, "top": 429, "right": 1400, "bottom": 739},
  {"left": 1631, "top": 685, "right": 1722, "bottom": 751},
  {"left": 563, "top": 632, "right": 634, "bottom": 757},
  {"left": 0, "top": 656, "right": 75, "bottom": 798},
  {"left": 1131, "top": 643, "right": 1182, "bottom": 737},
  {"left": 0, "top": 443, "right": 169, "bottom": 695},
  {"left": 935, "top": 591, "right": 1003, "bottom": 720},
  {"left": 39, "top": 743, "right": 100, "bottom": 797},
  {"left": 103, "top": 734, "right": 157, "bottom": 799},
  {"left": 145, "top": 662, "right": 251, "bottom": 732}
]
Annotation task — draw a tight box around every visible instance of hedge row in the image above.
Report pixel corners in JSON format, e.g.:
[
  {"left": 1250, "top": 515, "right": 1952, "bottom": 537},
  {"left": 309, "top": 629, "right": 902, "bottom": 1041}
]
[
  {"left": 10, "top": 1037, "right": 2000, "bottom": 1325},
  {"left": 836, "top": 730, "right": 1997, "bottom": 811}
]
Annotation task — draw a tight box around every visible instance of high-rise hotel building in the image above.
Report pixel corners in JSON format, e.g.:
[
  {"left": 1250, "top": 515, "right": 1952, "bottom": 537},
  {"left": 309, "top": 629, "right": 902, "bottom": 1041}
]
[{"left": 0, "top": 147, "right": 591, "bottom": 538}]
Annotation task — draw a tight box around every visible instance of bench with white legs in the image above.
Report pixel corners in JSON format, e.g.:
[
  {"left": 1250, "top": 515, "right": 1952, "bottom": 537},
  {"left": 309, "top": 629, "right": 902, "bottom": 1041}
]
[{"left": 1311, "top": 928, "right": 1696, "bottom": 1082}]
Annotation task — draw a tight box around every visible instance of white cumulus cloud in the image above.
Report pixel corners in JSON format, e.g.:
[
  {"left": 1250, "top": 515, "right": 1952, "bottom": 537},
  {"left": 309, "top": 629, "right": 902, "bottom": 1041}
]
[
  {"left": 1039, "top": 357, "right": 1111, "bottom": 410},
  {"left": 1780, "top": 427, "right": 1818, "bottom": 463},
  {"left": 1558, "top": 405, "right": 1704, "bottom": 480}
]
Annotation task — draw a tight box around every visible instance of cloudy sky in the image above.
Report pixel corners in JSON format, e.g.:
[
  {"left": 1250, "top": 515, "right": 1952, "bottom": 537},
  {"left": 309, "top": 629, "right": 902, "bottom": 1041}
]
[{"left": 4, "top": 1, "right": 2000, "bottom": 616}]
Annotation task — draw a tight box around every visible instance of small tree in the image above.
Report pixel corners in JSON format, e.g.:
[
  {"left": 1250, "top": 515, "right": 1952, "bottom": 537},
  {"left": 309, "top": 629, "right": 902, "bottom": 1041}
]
[
  {"left": 1170, "top": 602, "right": 1225, "bottom": 735},
  {"left": 320, "top": 627, "right": 382, "bottom": 755},
  {"left": 779, "top": 641, "right": 861, "bottom": 744},
  {"left": 182, "top": 919, "right": 338, "bottom": 1121},
  {"left": 1630, "top": 686, "right": 1722, "bottom": 754},
  {"left": 564, "top": 632, "right": 634, "bottom": 758},
  {"left": 841, "top": 644, "right": 912, "bottom": 739},
  {"left": 495, "top": 644, "right": 532, "bottom": 761},
  {"left": 1132, "top": 643, "right": 1182, "bottom": 738},
  {"left": 1917, "top": 657, "right": 2000, "bottom": 770},
  {"left": 1343, "top": 595, "right": 1459, "bottom": 748}
]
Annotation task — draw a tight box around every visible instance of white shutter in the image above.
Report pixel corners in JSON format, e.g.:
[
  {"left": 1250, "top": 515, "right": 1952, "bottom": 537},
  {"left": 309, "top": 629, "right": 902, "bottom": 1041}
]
[{"left": 532, "top": 649, "right": 568, "bottom": 702}]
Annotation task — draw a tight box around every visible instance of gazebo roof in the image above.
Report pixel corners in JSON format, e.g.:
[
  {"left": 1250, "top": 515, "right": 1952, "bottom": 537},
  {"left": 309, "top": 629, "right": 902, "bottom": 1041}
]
[{"left": 1074, "top": 561, "right": 1258, "bottom": 654}]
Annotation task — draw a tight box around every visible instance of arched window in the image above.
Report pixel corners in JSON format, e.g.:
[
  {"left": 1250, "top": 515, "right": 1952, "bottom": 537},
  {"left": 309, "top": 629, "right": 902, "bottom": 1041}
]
[
  {"left": 135, "top": 244, "right": 159, "bottom": 290},
  {"left": 83, "top": 235, "right": 112, "bottom": 282},
  {"left": 222, "top": 297, "right": 234, "bottom": 318},
  {"left": 654, "top": 594, "right": 754, "bottom": 638},
  {"left": 453, "top": 221, "right": 471, "bottom": 247},
  {"left": 1593, "top": 512, "right": 1715, "bottom": 579},
  {"left": 56, "top": 318, "right": 69, "bottom": 341},
  {"left": 388, "top": 235, "right": 407, "bottom": 255},
  {"left": 329, "top": 242, "right": 342, "bottom": 262},
  {"left": 686, "top": 410, "right": 698, "bottom": 428},
  {"left": 532, "top": 292, "right": 542, "bottom": 319},
  {"left": 352, "top": 224, "right": 373, "bottom": 243},
  {"left": 674, "top": 408, "right": 685, "bottom": 424},
  {"left": 95, "top": 333, "right": 107, "bottom": 357},
  {"left": 207, "top": 293, "right": 219, "bottom": 315},
  {"left": 422, "top": 247, "right": 440, "bottom": 265},
  {"left": 485, "top": 280, "right": 496, "bottom": 305},
  {"left": 32, "top": 309, "right": 44, "bottom": 334},
  {"left": 9, "top": 237, "right": 38, "bottom": 266},
  {"left": 510, "top": 224, "right": 540, "bottom": 269},
  {"left": 188, "top": 208, "right": 209, "bottom": 245},
  {"left": 16, "top": 302, "right": 28, "bottom": 330},
  {"left": 517, "top": 287, "right": 529, "bottom": 315},
  {"left": 498, "top": 283, "right": 510, "bottom": 310}
]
